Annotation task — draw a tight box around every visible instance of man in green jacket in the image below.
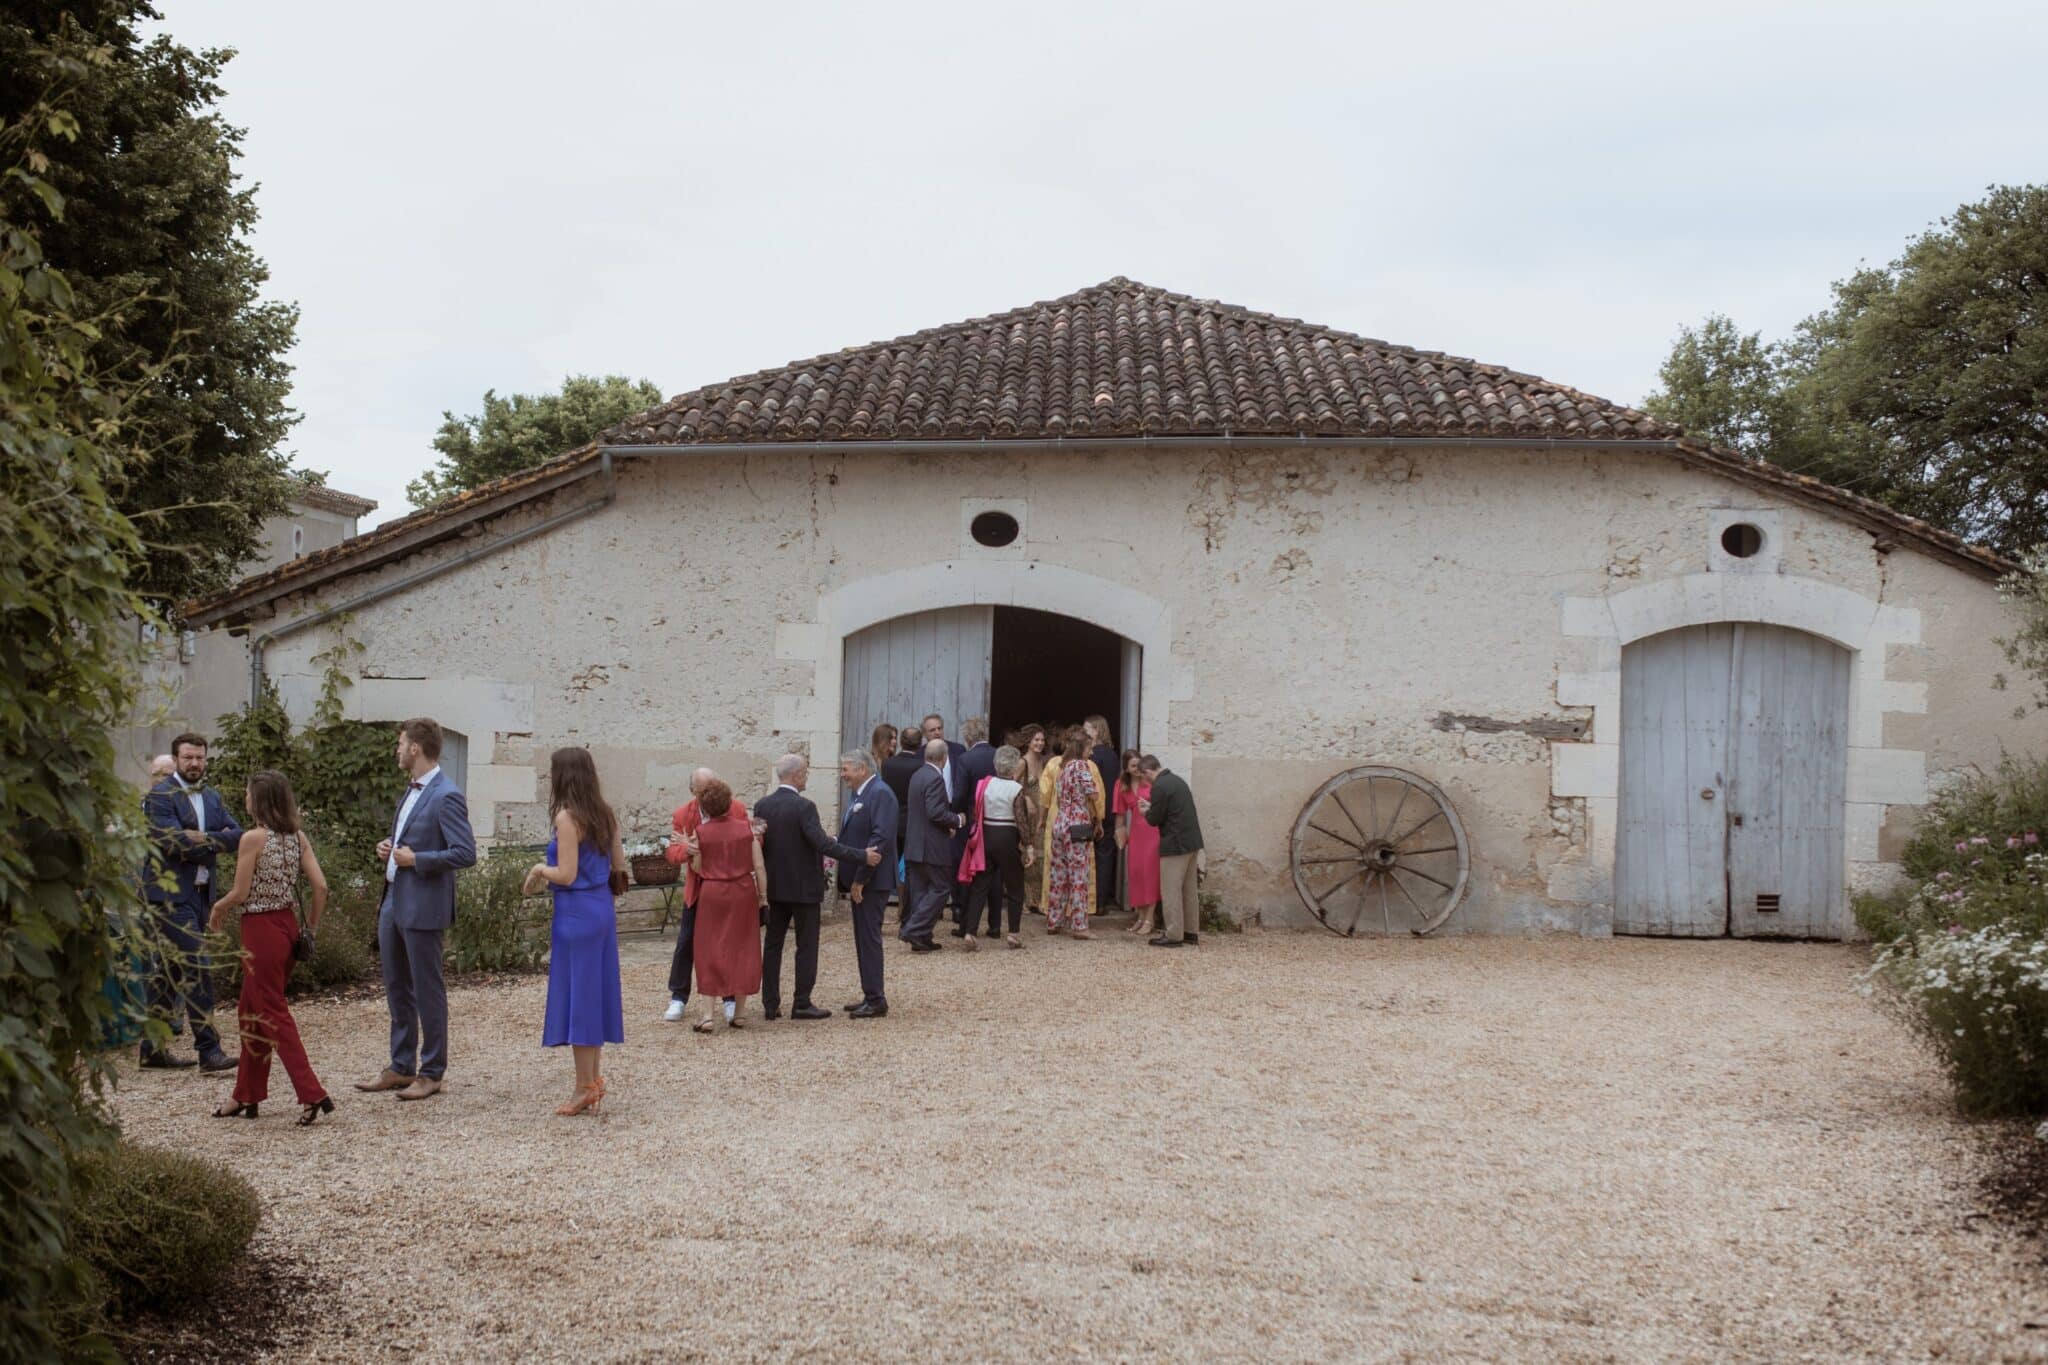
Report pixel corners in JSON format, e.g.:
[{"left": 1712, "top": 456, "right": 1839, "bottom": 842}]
[{"left": 1139, "top": 756, "right": 1204, "bottom": 947}]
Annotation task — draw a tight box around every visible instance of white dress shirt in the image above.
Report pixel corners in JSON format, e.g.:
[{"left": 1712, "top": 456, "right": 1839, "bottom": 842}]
[
  {"left": 386, "top": 766, "right": 441, "bottom": 883},
  {"left": 176, "top": 776, "right": 210, "bottom": 885}
]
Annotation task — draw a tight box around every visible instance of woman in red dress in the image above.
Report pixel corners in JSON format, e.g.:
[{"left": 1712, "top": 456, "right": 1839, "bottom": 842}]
[{"left": 688, "top": 778, "right": 765, "bottom": 1032}]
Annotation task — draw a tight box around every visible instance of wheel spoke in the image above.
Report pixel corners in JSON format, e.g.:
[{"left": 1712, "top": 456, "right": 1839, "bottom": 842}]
[
  {"left": 1312, "top": 863, "right": 1373, "bottom": 906},
  {"left": 1329, "top": 788, "right": 1371, "bottom": 844},
  {"left": 1307, "top": 820, "right": 1366, "bottom": 852},
  {"left": 1299, "top": 855, "right": 1366, "bottom": 866},
  {"left": 1386, "top": 866, "right": 1427, "bottom": 918},
  {"left": 1377, "top": 868, "right": 1391, "bottom": 936},
  {"left": 1365, "top": 778, "right": 1380, "bottom": 848},
  {"left": 1379, "top": 782, "right": 1411, "bottom": 843},
  {"left": 1401, "top": 844, "right": 1460, "bottom": 856},
  {"left": 1394, "top": 861, "right": 1455, "bottom": 892},
  {"left": 1389, "top": 807, "right": 1446, "bottom": 846}
]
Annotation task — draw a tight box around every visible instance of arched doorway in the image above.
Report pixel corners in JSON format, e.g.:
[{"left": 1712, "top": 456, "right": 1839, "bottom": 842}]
[
  {"left": 1615, "top": 622, "right": 1849, "bottom": 938},
  {"left": 840, "top": 606, "right": 1141, "bottom": 755}
]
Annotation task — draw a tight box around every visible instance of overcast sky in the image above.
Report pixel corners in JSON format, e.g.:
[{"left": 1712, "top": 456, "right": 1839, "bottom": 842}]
[{"left": 164, "top": 1, "right": 2047, "bottom": 527}]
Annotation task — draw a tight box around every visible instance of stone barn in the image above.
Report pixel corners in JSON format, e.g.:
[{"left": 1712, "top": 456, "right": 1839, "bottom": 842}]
[{"left": 182, "top": 279, "right": 2041, "bottom": 936}]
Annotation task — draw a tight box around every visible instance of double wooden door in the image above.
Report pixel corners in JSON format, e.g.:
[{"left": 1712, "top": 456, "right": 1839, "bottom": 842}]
[{"left": 1615, "top": 623, "right": 1849, "bottom": 938}]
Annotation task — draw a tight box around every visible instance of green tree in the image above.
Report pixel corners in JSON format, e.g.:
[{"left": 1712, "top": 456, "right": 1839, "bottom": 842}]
[
  {"left": 1646, "top": 185, "right": 2048, "bottom": 554},
  {"left": 407, "top": 373, "right": 662, "bottom": 505},
  {"left": 0, "top": 1, "right": 300, "bottom": 610},
  {"left": 1794, "top": 185, "right": 2048, "bottom": 558},
  {"left": 1, "top": 28, "right": 153, "bottom": 1361}
]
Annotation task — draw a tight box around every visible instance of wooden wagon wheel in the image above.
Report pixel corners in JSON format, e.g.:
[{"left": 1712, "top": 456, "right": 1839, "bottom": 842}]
[{"left": 1289, "top": 766, "right": 1470, "bottom": 937}]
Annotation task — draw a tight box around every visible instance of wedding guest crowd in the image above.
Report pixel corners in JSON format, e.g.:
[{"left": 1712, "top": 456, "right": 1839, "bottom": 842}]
[{"left": 131, "top": 707, "right": 1203, "bottom": 1127}]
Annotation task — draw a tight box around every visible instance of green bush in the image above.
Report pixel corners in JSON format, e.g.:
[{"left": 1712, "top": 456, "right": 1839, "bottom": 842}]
[
  {"left": 297, "top": 893, "right": 375, "bottom": 989},
  {"left": 446, "top": 848, "right": 546, "bottom": 973},
  {"left": 1199, "top": 889, "right": 1241, "bottom": 934},
  {"left": 1857, "top": 756, "right": 2048, "bottom": 944},
  {"left": 69, "top": 1142, "right": 260, "bottom": 1319}
]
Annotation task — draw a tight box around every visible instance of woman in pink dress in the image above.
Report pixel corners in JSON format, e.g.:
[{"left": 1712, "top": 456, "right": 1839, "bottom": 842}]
[
  {"left": 688, "top": 778, "right": 766, "bottom": 1032},
  {"left": 1113, "top": 750, "right": 1162, "bottom": 935}
]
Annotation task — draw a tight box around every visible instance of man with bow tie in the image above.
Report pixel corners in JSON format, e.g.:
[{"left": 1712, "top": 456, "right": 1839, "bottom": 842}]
[
  {"left": 139, "top": 732, "right": 244, "bottom": 1070},
  {"left": 356, "top": 718, "right": 475, "bottom": 1101}
]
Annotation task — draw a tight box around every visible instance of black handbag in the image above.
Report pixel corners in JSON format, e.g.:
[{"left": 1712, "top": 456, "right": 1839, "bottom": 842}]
[{"left": 1064, "top": 821, "right": 1094, "bottom": 843}]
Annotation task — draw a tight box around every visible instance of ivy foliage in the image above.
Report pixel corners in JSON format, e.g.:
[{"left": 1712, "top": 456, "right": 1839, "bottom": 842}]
[
  {"left": 209, "top": 637, "right": 398, "bottom": 903},
  {"left": 0, "top": 26, "right": 154, "bottom": 1364}
]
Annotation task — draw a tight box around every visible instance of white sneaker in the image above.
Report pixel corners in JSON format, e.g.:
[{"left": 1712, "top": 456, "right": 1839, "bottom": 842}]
[{"left": 663, "top": 1000, "right": 686, "bottom": 1022}]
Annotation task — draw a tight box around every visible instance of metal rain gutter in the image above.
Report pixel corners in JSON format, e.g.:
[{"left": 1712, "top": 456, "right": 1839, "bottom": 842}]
[
  {"left": 596, "top": 434, "right": 1688, "bottom": 458},
  {"left": 245, "top": 452, "right": 617, "bottom": 709}
]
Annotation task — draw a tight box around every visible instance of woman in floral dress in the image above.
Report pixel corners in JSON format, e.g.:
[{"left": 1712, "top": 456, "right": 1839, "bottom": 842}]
[{"left": 1046, "top": 728, "right": 1104, "bottom": 937}]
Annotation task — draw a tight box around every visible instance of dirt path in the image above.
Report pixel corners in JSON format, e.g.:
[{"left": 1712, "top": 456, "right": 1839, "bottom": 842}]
[{"left": 112, "top": 923, "right": 2048, "bottom": 1362}]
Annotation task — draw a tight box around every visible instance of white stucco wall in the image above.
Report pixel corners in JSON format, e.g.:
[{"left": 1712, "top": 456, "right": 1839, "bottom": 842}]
[{"left": 245, "top": 444, "right": 2043, "bottom": 934}]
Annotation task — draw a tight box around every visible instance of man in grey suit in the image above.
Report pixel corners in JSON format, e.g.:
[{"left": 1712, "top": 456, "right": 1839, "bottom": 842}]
[
  {"left": 357, "top": 718, "right": 476, "bottom": 1101},
  {"left": 899, "top": 738, "right": 965, "bottom": 951}
]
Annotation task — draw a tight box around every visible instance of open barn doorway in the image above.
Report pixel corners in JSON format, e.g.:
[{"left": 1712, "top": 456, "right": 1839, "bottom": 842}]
[
  {"left": 839, "top": 605, "right": 1141, "bottom": 759},
  {"left": 990, "top": 607, "right": 1133, "bottom": 749}
]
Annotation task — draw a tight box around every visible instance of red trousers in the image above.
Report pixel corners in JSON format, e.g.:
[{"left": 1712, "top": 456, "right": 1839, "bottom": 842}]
[{"left": 233, "top": 909, "right": 326, "bottom": 1106}]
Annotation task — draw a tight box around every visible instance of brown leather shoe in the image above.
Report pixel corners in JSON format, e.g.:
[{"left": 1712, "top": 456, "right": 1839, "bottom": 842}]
[
  {"left": 395, "top": 1077, "right": 443, "bottom": 1101},
  {"left": 354, "top": 1069, "right": 412, "bottom": 1092}
]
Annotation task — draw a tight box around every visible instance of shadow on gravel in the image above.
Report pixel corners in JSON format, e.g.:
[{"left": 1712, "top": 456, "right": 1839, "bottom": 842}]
[{"left": 107, "top": 1248, "right": 320, "bottom": 1363}]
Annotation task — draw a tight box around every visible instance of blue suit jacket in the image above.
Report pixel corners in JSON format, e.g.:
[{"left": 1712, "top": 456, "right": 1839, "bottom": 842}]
[
  {"left": 381, "top": 770, "right": 477, "bottom": 931},
  {"left": 836, "top": 775, "right": 898, "bottom": 895},
  {"left": 142, "top": 778, "right": 244, "bottom": 905},
  {"left": 958, "top": 742, "right": 997, "bottom": 812},
  {"left": 904, "top": 762, "right": 961, "bottom": 866}
]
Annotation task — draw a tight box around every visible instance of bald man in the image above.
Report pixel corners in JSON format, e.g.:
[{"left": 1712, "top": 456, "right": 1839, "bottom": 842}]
[{"left": 662, "top": 767, "right": 750, "bottom": 1023}]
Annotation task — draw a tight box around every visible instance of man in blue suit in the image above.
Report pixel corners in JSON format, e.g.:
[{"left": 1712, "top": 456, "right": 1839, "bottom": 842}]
[
  {"left": 356, "top": 718, "right": 475, "bottom": 1101},
  {"left": 835, "top": 749, "right": 898, "bottom": 1018},
  {"left": 901, "top": 739, "right": 965, "bottom": 950},
  {"left": 139, "top": 732, "right": 243, "bottom": 1070}
]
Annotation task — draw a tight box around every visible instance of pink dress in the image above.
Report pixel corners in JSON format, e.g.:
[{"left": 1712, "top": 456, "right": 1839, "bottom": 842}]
[{"left": 1115, "top": 781, "right": 1161, "bottom": 906}]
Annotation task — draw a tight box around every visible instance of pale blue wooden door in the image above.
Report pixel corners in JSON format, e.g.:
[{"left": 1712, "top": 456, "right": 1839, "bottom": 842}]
[
  {"left": 1616, "top": 624, "right": 1849, "bottom": 938},
  {"left": 839, "top": 608, "right": 993, "bottom": 758}
]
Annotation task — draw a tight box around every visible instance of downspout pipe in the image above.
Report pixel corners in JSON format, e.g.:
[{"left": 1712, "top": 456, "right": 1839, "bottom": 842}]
[{"left": 246, "top": 452, "right": 616, "bottom": 710}]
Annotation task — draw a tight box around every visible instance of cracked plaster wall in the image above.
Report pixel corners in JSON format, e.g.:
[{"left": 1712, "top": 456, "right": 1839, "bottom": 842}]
[{"left": 252, "top": 445, "right": 2042, "bottom": 934}]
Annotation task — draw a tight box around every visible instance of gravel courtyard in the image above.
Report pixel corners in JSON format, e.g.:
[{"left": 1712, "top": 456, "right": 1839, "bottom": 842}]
[{"left": 112, "top": 920, "right": 2048, "bottom": 1362}]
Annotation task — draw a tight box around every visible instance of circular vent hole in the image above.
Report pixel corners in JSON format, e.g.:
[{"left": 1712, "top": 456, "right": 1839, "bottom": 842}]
[
  {"left": 1720, "top": 522, "right": 1764, "bottom": 558},
  {"left": 970, "top": 511, "right": 1020, "bottom": 548}
]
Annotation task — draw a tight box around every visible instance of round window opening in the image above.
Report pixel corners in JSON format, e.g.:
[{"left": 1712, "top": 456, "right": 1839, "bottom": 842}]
[
  {"left": 970, "top": 510, "right": 1020, "bottom": 548},
  {"left": 1720, "top": 522, "right": 1765, "bottom": 558}
]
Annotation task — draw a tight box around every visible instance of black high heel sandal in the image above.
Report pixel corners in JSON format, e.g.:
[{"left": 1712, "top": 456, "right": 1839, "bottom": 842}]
[
  {"left": 297, "top": 1096, "right": 335, "bottom": 1127},
  {"left": 211, "top": 1101, "right": 258, "bottom": 1119}
]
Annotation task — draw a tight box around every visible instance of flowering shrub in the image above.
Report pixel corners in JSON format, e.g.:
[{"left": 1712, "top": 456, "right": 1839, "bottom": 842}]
[
  {"left": 1866, "top": 920, "right": 2048, "bottom": 1115},
  {"left": 1859, "top": 757, "right": 2048, "bottom": 1115}
]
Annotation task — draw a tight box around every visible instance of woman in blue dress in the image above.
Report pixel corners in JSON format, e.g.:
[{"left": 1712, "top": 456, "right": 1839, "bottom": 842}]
[{"left": 524, "top": 747, "right": 627, "bottom": 1116}]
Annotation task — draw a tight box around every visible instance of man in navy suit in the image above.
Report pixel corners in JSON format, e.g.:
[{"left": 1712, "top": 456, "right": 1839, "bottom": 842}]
[
  {"left": 901, "top": 739, "right": 965, "bottom": 950},
  {"left": 834, "top": 749, "right": 898, "bottom": 1018},
  {"left": 356, "top": 718, "right": 476, "bottom": 1101},
  {"left": 921, "top": 713, "right": 968, "bottom": 923},
  {"left": 756, "top": 753, "right": 881, "bottom": 1020},
  {"left": 949, "top": 716, "right": 998, "bottom": 931},
  {"left": 139, "top": 732, "right": 243, "bottom": 1070}
]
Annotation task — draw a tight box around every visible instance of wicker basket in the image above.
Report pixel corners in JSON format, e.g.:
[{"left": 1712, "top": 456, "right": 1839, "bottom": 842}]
[{"left": 630, "top": 854, "right": 678, "bottom": 886}]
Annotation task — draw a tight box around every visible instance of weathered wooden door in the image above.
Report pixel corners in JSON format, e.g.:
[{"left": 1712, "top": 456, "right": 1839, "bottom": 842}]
[
  {"left": 839, "top": 607, "right": 993, "bottom": 757},
  {"left": 1615, "top": 623, "right": 1848, "bottom": 938}
]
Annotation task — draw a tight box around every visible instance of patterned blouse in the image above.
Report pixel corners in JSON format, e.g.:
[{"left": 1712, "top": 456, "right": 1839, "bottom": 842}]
[{"left": 244, "top": 829, "right": 301, "bottom": 915}]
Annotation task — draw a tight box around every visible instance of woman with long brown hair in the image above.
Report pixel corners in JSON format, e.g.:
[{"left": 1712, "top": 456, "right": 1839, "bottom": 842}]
[
  {"left": 524, "top": 747, "right": 627, "bottom": 1115},
  {"left": 869, "top": 721, "right": 898, "bottom": 777},
  {"left": 1113, "top": 749, "right": 1162, "bottom": 935},
  {"left": 207, "top": 770, "right": 334, "bottom": 1125}
]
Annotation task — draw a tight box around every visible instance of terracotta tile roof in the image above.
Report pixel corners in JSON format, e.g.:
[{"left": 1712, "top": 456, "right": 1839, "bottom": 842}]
[
  {"left": 604, "top": 277, "right": 1679, "bottom": 446},
  {"left": 180, "top": 278, "right": 2018, "bottom": 626}
]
